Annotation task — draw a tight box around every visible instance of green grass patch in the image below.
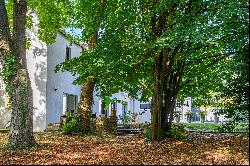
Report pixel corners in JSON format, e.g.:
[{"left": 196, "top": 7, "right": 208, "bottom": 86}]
[
  {"left": 180, "top": 122, "right": 219, "bottom": 132},
  {"left": 179, "top": 122, "right": 249, "bottom": 132},
  {"left": 0, "top": 146, "right": 12, "bottom": 150}
]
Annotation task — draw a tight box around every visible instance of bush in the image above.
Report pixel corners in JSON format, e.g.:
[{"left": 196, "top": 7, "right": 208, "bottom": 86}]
[
  {"left": 62, "top": 118, "right": 80, "bottom": 135},
  {"left": 199, "top": 111, "right": 207, "bottom": 121},
  {"left": 165, "top": 124, "right": 187, "bottom": 140},
  {"left": 62, "top": 116, "right": 92, "bottom": 135},
  {"left": 143, "top": 126, "right": 152, "bottom": 141},
  {"left": 143, "top": 124, "right": 187, "bottom": 141},
  {"left": 180, "top": 122, "right": 220, "bottom": 132},
  {"left": 185, "top": 111, "right": 194, "bottom": 117},
  {"left": 214, "top": 123, "right": 236, "bottom": 132},
  {"left": 234, "top": 123, "right": 249, "bottom": 132}
]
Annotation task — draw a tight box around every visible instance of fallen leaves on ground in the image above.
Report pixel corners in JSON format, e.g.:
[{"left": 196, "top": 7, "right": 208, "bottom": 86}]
[{"left": 0, "top": 132, "right": 249, "bottom": 165}]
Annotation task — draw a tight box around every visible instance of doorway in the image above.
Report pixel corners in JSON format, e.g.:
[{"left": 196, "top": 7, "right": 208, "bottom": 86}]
[{"left": 63, "top": 93, "right": 78, "bottom": 117}]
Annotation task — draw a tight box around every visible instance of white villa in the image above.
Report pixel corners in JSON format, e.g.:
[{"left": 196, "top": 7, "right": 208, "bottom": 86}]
[{"left": 0, "top": 11, "right": 82, "bottom": 131}]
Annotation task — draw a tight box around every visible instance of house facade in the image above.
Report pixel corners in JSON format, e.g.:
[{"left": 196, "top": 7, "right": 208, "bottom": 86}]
[{"left": 0, "top": 11, "right": 82, "bottom": 131}]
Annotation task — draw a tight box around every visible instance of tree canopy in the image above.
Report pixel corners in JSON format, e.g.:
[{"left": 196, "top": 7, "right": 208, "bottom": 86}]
[{"left": 57, "top": 0, "right": 249, "bottom": 103}]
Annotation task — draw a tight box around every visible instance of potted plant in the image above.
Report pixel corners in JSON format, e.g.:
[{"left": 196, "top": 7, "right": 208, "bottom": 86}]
[
  {"left": 173, "top": 111, "right": 181, "bottom": 123},
  {"left": 66, "top": 110, "right": 70, "bottom": 117},
  {"left": 185, "top": 111, "right": 194, "bottom": 123},
  {"left": 111, "top": 108, "right": 117, "bottom": 117},
  {"left": 199, "top": 111, "right": 207, "bottom": 123},
  {"left": 214, "top": 112, "right": 219, "bottom": 124}
]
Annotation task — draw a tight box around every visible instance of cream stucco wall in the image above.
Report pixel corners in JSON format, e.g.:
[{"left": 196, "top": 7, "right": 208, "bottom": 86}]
[
  {"left": 26, "top": 11, "right": 48, "bottom": 132},
  {"left": 46, "top": 33, "right": 82, "bottom": 125}
]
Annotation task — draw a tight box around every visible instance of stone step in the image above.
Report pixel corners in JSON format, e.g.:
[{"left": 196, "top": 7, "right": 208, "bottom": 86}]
[
  {"left": 45, "top": 123, "right": 61, "bottom": 132},
  {"left": 0, "top": 129, "right": 9, "bottom": 133},
  {"left": 116, "top": 128, "right": 144, "bottom": 135}
]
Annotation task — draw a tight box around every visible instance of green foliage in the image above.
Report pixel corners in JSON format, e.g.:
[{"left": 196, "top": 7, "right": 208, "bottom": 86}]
[
  {"left": 1, "top": 55, "right": 16, "bottom": 79},
  {"left": 40, "top": 0, "right": 248, "bottom": 139},
  {"left": 54, "top": 0, "right": 249, "bottom": 102},
  {"left": 173, "top": 111, "right": 181, "bottom": 118},
  {"left": 162, "top": 124, "right": 187, "bottom": 140},
  {"left": 124, "top": 110, "right": 132, "bottom": 123},
  {"left": 199, "top": 111, "right": 207, "bottom": 119},
  {"left": 144, "top": 124, "right": 187, "bottom": 140},
  {"left": 165, "top": 127, "right": 187, "bottom": 140},
  {"left": 29, "top": 0, "right": 75, "bottom": 44},
  {"left": 180, "top": 122, "right": 249, "bottom": 132},
  {"left": 62, "top": 116, "right": 92, "bottom": 135},
  {"left": 185, "top": 111, "right": 194, "bottom": 118},
  {"left": 0, "top": 55, "right": 16, "bottom": 95},
  {"left": 62, "top": 118, "right": 79, "bottom": 135},
  {"left": 181, "top": 122, "right": 220, "bottom": 132},
  {"left": 214, "top": 123, "right": 236, "bottom": 132},
  {"left": 143, "top": 126, "right": 152, "bottom": 141}
]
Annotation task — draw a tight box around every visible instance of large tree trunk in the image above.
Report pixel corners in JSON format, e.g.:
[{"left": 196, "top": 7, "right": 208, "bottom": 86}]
[
  {"left": 0, "top": 0, "right": 36, "bottom": 148},
  {"left": 8, "top": 69, "right": 36, "bottom": 148},
  {"left": 78, "top": 77, "right": 95, "bottom": 131},
  {"left": 151, "top": 56, "right": 164, "bottom": 141},
  {"left": 161, "top": 65, "right": 182, "bottom": 132},
  {"left": 161, "top": 90, "right": 177, "bottom": 131}
]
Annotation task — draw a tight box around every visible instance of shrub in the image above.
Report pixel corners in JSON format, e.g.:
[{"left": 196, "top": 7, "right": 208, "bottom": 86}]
[
  {"left": 180, "top": 122, "right": 219, "bottom": 132},
  {"left": 173, "top": 111, "right": 181, "bottom": 117},
  {"left": 185, "top": 111, "right": 194, "bottom": 117},
  {"left": 62, "top": 118, "right": 79, "bottom": 135},
  {"left": 143, "top": 126, "right": 152, "bottom": 141},
  {"left": 214, "top": 123, "right": 236, "bottom": 132},
  {"left": 147, "top": 124, "right": 187, "bottom": 140},
  {"left": 143, "top": 124, "right": 187, "bottom": 141},
  {"left": 199, "top": 111, "right": 207, "bottom": 119},
  {"left": 165, "top": 124, "right": 187, "bottom": 140},
  {"left": 62, "top": 116, "right": 93, "bottom": 135}
]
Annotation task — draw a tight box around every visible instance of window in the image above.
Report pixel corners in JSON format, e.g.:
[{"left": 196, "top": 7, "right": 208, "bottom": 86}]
[
  {"left": 65, "top": 46, "right": 71, "bottom": 61},
  {"left": 140, "top": 103, "right": 151, "bottom": 109},
  {"left": 101, "top": 101, "right": 106, "bottom": 115},
  {"left": 64, "top": 94, "right": 78, "bottom": 116},
  {"left": 111, "top": 102, "right": 117, "bottom": 110},
  {"left": 122, "top": 102, "right": 128, "bottom": 115},
  {"left": 122, "top": 102, "right": 128, "bottom": 112}
]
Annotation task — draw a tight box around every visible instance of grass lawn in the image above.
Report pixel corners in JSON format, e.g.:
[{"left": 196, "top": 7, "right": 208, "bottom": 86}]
[
  {"left": 180, "top": 122, "right": 249, "bottom": 132},
  {"left": 0, "top": 132, "right": 249, "bottom": 165}
]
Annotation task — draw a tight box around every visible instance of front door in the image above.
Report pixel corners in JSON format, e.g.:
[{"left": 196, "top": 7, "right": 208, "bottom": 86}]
[{"left": 63, "top": 94, "right": 78, "bottom": 116}]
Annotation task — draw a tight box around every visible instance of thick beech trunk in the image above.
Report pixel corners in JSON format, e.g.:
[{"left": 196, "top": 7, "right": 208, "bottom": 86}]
[
  {"left": 161, "top": 90, "right": 177, "bottom": 131},
  {"left": 151, "top": 47, "right": 181, "bottom": 140},
  {"left": 0, "top": 0, "right": 37, "bottom": 148},
  {"left": 8, "top": 69, "right": 36, "bottom": 147},
  {"left": 151, "top": 55, "right": 165, "bottom": 140},
  {"left": 78, "top": 77, "right": 95, "bottom": 131}
]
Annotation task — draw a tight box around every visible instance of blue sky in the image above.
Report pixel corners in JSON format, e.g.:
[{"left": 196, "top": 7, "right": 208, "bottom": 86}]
[{"left": 65, "top": 27, "right": 82, "bottom": 37}]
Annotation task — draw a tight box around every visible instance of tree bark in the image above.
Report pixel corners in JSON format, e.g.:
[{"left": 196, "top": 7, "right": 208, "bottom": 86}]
[
  {"left": 151, "top": 55, "right": 164, "bottom": 140},
  {"left": 78, "top": 77, "right": 95, "bottom": 131},
  {"left": 8, "top": 69, "right": 36, "bottom": 148},
  {"left": 0, "top": 0, "right": 37, "bottom": 148}
]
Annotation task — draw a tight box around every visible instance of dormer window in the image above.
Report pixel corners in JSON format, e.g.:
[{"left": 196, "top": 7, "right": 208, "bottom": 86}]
[{"left": 66, "top": 46, "right": 71, "bottom": 61}]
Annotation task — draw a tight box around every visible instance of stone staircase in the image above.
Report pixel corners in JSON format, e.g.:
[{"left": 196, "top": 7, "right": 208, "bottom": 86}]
[
  {"left": 116, "top": 124, "right": 144, "bottom": 135},
  {"left": 0, "top": 129, "right": 9, "bottom": 133},
  {"left": 44, "top": 123, "right": 61, "bottom": 133}
]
